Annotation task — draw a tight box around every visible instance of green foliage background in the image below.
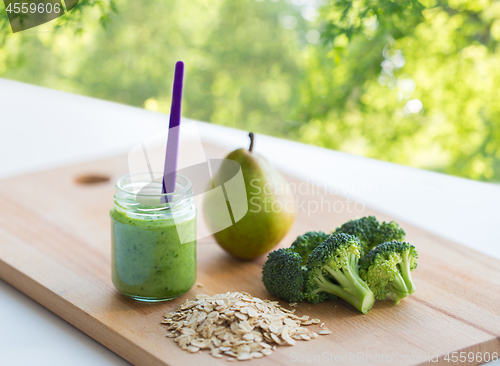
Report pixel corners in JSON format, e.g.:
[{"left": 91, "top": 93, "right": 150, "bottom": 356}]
[{"left": 1, "top": 0, "right": 499, "bottom": 182}]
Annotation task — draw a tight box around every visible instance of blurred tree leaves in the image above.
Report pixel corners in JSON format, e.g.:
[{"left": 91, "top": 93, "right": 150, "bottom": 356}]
[
  {"left": 0, "top": 0, "right": 499, "bottom": 182},
  {"left": 0, "top": 0, "right": 304, "bottom": 138},
  {"left": 321, "top": 0, "right": 424, "bottom": 43},
  {"left": 297, "top": 0, "right": 500, "bottom": 181}
]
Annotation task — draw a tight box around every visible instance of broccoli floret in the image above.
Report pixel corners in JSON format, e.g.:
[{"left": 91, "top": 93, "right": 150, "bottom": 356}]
[
  {"left": 375, "top": 221, "right": 406, "bottom": 247},
  {"left": 304, "top": 233, "right": 375, "bottom": 314},
  {"left": 291, "top": 231, "right": 330, "bottom": 265},
  {"left": 262, "top": 248, "right": 306, "bottom": 302},
  {"left": 334, "top": 216, "right": 405, "bottom": 255},
  {"left": 359, "top": 241, "right": 418, "bottom": 304},
  {"left": 333, "top": 216, "right": 378, "bottom": 255}
]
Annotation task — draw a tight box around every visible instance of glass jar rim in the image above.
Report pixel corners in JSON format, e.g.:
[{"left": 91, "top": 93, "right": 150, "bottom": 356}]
[{"left": 116, "top": 172, "right": 192, "bottom": 197}]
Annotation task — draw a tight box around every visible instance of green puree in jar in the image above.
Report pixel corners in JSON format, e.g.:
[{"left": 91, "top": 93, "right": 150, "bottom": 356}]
[{"left": 110, "top": 207, "right": 197, "bottom": 300}]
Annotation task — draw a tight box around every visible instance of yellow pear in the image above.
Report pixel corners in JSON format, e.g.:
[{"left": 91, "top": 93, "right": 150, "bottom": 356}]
[{"left": 203, "top": 133, "right": 296, "bottom": 259}]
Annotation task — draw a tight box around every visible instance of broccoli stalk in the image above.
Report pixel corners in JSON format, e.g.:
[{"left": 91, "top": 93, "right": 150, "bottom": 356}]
[
  {"left": 360, "top": 241, "right": 418, "bottom": 304},
  {"left": 385, "top": 272, "right": 411, "bottom": 303},
  {"left": 305, "top": 233, "right": 375, "bottom": 314},
  {"left": 399, "top": 246, "right": 417, "bottom": 295},
  {"left": 262, "top": 248, "right": 306, "bottom": 302}
]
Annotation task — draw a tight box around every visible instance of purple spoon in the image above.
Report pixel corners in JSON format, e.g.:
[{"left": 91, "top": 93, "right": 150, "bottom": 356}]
[{"left": 162, "top": 61, "right": 184, "bottom": 197}]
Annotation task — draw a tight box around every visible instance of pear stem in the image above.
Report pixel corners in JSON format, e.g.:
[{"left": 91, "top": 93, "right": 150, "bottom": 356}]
[{"left": 248, "top": 132, "right": 254, "bottom": 152}]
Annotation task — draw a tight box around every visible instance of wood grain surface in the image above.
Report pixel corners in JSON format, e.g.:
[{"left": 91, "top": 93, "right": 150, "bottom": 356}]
[{"left": 0, "top": 141, "right": 499, "bottom": 366}]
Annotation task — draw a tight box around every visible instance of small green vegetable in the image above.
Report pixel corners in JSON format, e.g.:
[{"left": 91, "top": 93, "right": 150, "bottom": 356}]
[
  {"left": 304, "top": 233, "right": 375, "bottom": 314},
  {"left": 261, "top": 217, "right": 416, "bottom": 314},
  {"left": 262, "top": 248, "right": 306, "bottom": 302},
  {"left": 290, "top": 231, "right": 330, "bottom": 265},
  {"left": 360, "top": 241, "right": 418, "bottom": 304}
]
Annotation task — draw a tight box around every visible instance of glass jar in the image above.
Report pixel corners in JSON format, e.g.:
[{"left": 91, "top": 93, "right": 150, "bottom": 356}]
[{"left": 110, "top": 172, "right": 197, "bottom": 302}]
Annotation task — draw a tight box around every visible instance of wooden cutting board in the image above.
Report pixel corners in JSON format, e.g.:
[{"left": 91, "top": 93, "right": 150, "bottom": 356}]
[{"left": 0, "top": 142, "right": 499, "bottom": 366}]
